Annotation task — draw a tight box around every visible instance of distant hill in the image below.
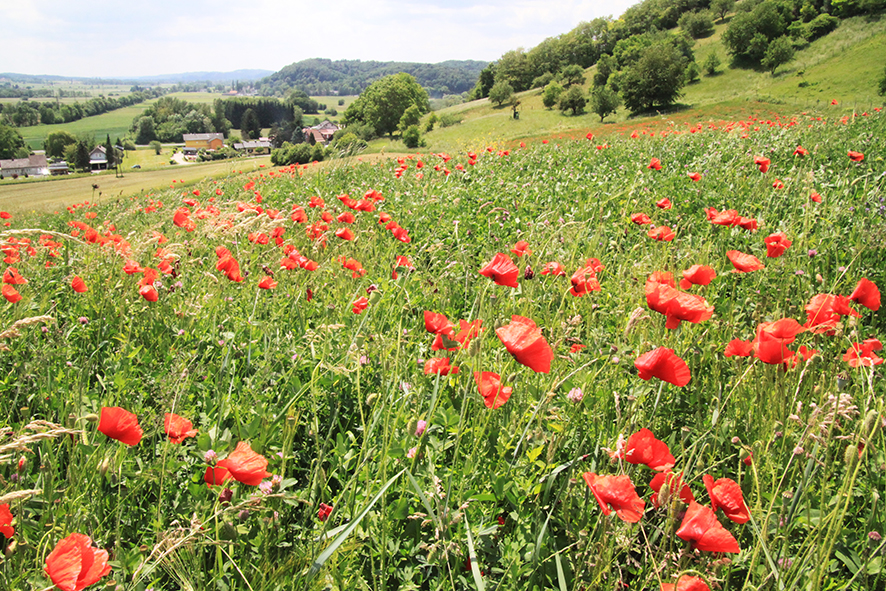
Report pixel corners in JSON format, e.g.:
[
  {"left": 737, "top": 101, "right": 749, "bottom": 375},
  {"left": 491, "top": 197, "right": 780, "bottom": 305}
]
[
  {"left": 257, "top": 58, "right": 489, "bottom": 97},
  {"left": 129, "top": 69, "right": 274, "bottom": 84}
]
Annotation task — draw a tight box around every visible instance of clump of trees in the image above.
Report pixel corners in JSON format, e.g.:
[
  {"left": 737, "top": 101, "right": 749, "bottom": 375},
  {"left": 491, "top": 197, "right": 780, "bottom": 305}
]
[
  {"left": 0, "top": 124, "right": 28, "bottom": 159},
  {"left": 0, "top": 88, "right": 164, "bottom": 128},
  {"left": 270, "top": 142, "right": 327, "bottom": 166}
]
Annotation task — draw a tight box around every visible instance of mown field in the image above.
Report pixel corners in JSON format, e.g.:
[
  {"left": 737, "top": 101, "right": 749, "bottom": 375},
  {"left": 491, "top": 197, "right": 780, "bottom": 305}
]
[{"left": 0, "top": 104, "right": 883, "bottom": 591}]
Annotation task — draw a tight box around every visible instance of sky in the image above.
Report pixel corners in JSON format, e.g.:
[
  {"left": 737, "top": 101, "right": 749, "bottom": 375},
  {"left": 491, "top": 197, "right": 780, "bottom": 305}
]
[{"left": 1, "top": 0, "right": 638, "bottom": 79}]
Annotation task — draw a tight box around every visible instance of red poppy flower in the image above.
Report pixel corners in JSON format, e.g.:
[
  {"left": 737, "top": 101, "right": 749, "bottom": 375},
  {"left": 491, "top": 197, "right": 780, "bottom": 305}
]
[
  {"left": 3, "top": 267, "right": 26, "bottom": 284},
  {"left": 676, "top": 501, "right": 740, "bottom": 553},
  {"left": 424, "top": 310, "right": 453, "bottom": 335},
  {"left": 727, "top": 250, "right": 764, "bottom": 272},
  {"left": 258, "top": 276, "right": 277, "bottom": 290},
  {"left": 496, "top": 315, "right": 554, "bottom": 374},
  {"left": 656, "top": 198, "right": 672, "bottom": 210},
  {"left": 843, "top": 339, "right": 883, "bottom": 367},
  {"left": 660, "top": 575, "right": 711, "bottom": 591},
  {"left": 98, "top": 406, "right": 142, "bottom": 446},
  {"left": 582, "top": 473, "right": 646, "bottom": 523},
  {"left": 172, "top": 208, "right": 196, "bottom": 232},
  {"left": 423, "top": 357, "right": 459, "bottom": 375},
  {"left": 848, "top": 150, "right": 864, "bottom": 162},
  {"left": 164, "top": 413, "right": 198, "bottom": 444},
  {"left": 647, "top": 158, "right": 662, "bottom": 170},
  {"left": 764, "top": 232, "right": 791, "bottom": 258},
  {"left": 216, "top": 441, "right": 271, "bottom": 486},
  {"left": 754, "top": 156, "right": 770, "bottom": 173},
  {"left": 679, "top": 265, "right": 716, "bottom": 290},
  {"left": 474, "top": 371, "right": 513, "bottom": 409},
  {"left": 772, "top": 179, "right": 784, "bottom": 189},
  {"left": 0, "top": 212, "right": 10, "bottom": 219},
  {"left": 647, "top": 226, "right": 675, "bottom": 241},
  {"left": 44, "top": 532, "right": 112, "bottom": 591},
  {"left": 635, "top": 348, "right": 691, "bottom": 387},
  {"left": 570, "top": 343, "right": 586, "bottom": 353},
  {"left": 793, "top": 146, "right": 808, "bottom": 156},
  {"left": 687, "top": 172, "right": 702, "bottom": 182},
  {"left": 803, "top": 293, "right": 858, "bottom": 333},
  {"left": 318, "top": 503, "right": 333, "bottom": 521},
  {"left": 649, "top": 471, "right": 695, "bottom": 508},
  {"left": 122, "top": 260, "right": 143, "bottom": 275},
  {"left": 631, "top": 212, "right": 653, "bottom": 225},
  {"left": 849, "top": 278, "right": 880, "bottom": 311},
  {"left": 540, "top": 261, "right": 566, "bottom": 276},
  {"left": 204, "top": 465, "right": 231, "bottom": 486},
  {"left": 703, "top": 474, "right": 749, "bottom": 523},
  {"left": 624, "top": 428, "right": 676, "bottom": 471},
  {"left": 570, "top": 258, "right": 603, "bottom": 297},
  {"left": 334, "top": 228, "right": 354, "bottom": 241},
  {"left": 0, "top": 503, "right": 13, "bottom": 538},
  {"left": 2, "top": 284, "right": 21, "bottom": 303},
  {"left": 352, "top": 296, "right": 369, "bottom": 314},
  {"left": 337, "top": 211, "right": 355, "bottom": 224},
  {"left": 510, "top": 240, "right": 532, "bottom": 257},
  {"left": 810, "top": 191, "right": 822, "bottom": 203},
  {"left": 645, "top": 275, "right": 714, "bottom": 329},
  {"left": 724, "top": 339, "right": 754, "bottom": 357},
  {"left": 71, "top": 276, "right": 88, "bottom": 293},
  {"left": 139, "top": 284, "right": 158, "bottom": 302},
  {"left": 479, "top": 252, "right": 520, "bottom": 288}
]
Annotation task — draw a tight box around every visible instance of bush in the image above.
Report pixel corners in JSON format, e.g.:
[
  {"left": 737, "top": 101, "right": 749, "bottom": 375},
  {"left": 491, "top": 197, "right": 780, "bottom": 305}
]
[
  {"left": 333, "top": 133, "right": 368, "bottom": 156},
  {"left": 122, "top": 139, "right": 136, "bottom": 151},
  {"left": 679, "top": 11, "right": 715, "bottom": 39},
  {"left": 559, "top": 86, "right": 587, "bottom": 115},
  {"left": 324, "top": 108, "right": 338, "bottom": 117},
  {"left": 542, "top": 81, "right": 564, "bottom": 109},
  {"left": 685, "top": 62, "right": 701, "bottom": 84},
  {"left": 402, "top": 125, "right": 424, "bottom": 149},
  {"left": 703, "top": 52, "right": 722, "bottom": 76},
  {"left": 879, "top": 66, "right": 886, "bottom": 97},
  {"left": 438, "top": 113, "right": 463, "bottom": 128},
  {"left": 149, "top": 140, "right": 162, "bottom": 155},
  {"left": 806, "top": 14, "right": 840, "bottom": 40},
  {"left": 489, "top": 80, "right": 515, "bottom": 107},
  {"left": 424, "top": 113, "right": 438, "bottom": 132},
  {"left": 531, "top": 72, "right": 555, "bottom": 89},
  {"left": 271, "top": 142, "right": 314, "bottom": 166},
  {"left": 338, "top": 98, "right": 345, "bottom": 106}
]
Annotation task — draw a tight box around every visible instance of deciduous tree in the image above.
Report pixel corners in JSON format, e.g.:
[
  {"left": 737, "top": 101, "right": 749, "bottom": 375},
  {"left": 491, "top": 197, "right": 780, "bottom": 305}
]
[
  {"left": 343, "top": 73, "right": 429, "bottom": 137},
  {"left": 762, "top": 36, "right": 795, "bottom": 75},
  {"left": 591, "top": 86, "right": 621, "bottom": 121},
  {"left": 44, "top": 130, "right": 78, "bottom": 159},
  {"left": 619, "top": 43, "right": 687, "bottom": 113},
  {"left": 559, "top": 86, "right": 587, "bottom": 115},
  {"left": 488, "top": 80, "right": 515, "bottom": 107},
  {"left": 0, "top": 124, "right": 28, "bottom": 159}
]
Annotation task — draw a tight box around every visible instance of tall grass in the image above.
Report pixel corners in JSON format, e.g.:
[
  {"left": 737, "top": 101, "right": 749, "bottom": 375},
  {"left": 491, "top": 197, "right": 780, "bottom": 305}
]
[{"left": 0, "top": 107, "right": 883, "bottom": 591}]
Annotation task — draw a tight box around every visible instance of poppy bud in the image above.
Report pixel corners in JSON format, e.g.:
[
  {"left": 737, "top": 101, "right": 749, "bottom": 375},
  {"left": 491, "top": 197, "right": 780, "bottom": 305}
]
[
  {"left": 98, "top": 457, "right": 111, "bottom": 476},
  {"left": 467, "top": 338, "right": 481, "bottom": 357},
  {"left": 82, "top": 413, "right": 99, "bottom": 423},
  {"left": 864, "top": 410, "right": 879, "bottom": 438},
  {"left": 844, "top": 445, "right": 858, "bottom": 468},
  {"left": 4, "top": 539, "right": 16, "bottom": 558},
  {"left": 219, "top": 488, "right": 233, "bottom": 504},
  {"left": 17, "top": 456, "right": 26, "bottom": 472},
  {"left": 524, "top": 265, "right": 534, "bottom": 280},
  {"left": 506, "top": 373, "right": 517, "bottom": 384},
  {"left": 366, "top": 392, "right": 379, "bottom": 406}
]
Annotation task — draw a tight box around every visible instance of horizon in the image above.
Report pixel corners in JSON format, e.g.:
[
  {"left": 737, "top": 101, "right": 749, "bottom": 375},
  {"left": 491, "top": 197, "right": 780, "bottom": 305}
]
[{"left": 2, "top": 0, "right": 636, "bottom": 79}]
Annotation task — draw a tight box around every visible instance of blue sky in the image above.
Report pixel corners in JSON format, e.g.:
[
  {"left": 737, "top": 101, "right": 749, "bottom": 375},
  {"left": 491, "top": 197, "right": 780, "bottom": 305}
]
[{"left": 2, "top": 0, "right": 637, "bottom": 78}]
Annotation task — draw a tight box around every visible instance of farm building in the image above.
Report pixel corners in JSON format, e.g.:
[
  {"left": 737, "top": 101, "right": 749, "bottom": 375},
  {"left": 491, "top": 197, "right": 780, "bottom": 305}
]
[
  {"left": 183, "top": 133, "right": 224, "bottom": 150},
  {"left": 0, "top": 154, "right": 49, "bottom": 178}
]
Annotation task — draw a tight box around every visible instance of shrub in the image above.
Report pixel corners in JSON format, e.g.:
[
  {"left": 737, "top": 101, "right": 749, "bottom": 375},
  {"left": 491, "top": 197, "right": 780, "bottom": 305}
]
[
  {"left": 333, "top": 133, "right": 368, "bottom": 156},
  {"left": 703, "top": 52, "right": 722, "bottom": 76},
  {"left": 542, "top": 81, "right": 564, "bottom": 109},
  {"left": 149, "top": 140, "right": 162, "bottom": 155},
  {"left": 271, "top": 142, "right": 317, "bottom": 166},
  {"left": 402, "top": 125, "right": 424, "bottom": 149},
  {"left": 531, "top": 72, "right": 555, "bottom": 89},
  {"left": 489, "top": 81, "right": 515, "bottom": 107},
  {"left": 685, "top": 62, "right": 701, "bottom": 84},
  {"left": 122, "top": 139, "right": 136, "bottom": 151},
  {"left": 559, "top": 86, "right": 587, "bottom": 115},
  {"left": 424, "top": 112, "right": 438, "bottom": 132},
  {"left": 438, "top": 113, "right": 462, "bottom": 128},
  {"left": 679, "top": 11, "right": 715, "bottom": 39}
]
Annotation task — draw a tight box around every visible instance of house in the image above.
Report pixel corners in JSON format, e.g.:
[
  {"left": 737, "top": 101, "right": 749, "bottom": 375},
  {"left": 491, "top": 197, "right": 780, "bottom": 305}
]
[
  {"left": 183, "top": 133, "right": 224, "bottom": 150},
  {"left": 302, "top": 120, "right": 340, "bottom": 145},
  {"left": 233, "top": 139, "right": 271, "bottom": 154},
  {"left": 89, "top": 146, "right": 108, "bottom": 171},
  {"left": 0, "top": 154, "right": 49, "bottom": 178},
  {"left": 49, "top": 160, "right": 70, "bottom": 175}
]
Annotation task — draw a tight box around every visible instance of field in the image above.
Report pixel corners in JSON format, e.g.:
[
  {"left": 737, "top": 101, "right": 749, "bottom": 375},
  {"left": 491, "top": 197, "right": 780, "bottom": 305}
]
[{"left": 0, "top": 103, "right": 883, "bottom": 591}]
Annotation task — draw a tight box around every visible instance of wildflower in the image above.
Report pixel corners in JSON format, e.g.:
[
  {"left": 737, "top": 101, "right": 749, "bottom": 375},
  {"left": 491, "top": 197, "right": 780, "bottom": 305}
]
[
  {"left": 406, "top": 446, "right": 417, "bottom": 459},
  {"left": 570, "top": 258, "right": 603, "bottom": 296},
  {"left": 647, "top": 225, "right": 676, "bottom": 241},
  {"left": 44, "top": 533, "right": 111, "bottom": 591},
  {"left": 567, "top": 387, "right": 584, "bottom": 403},
  {"left": 703, "top": 474, "right": 749, "bottom": 523},
  {"left": 679, "top": 265, "right": 716, "bottom": 290},
  {"left": 754, "top": 156, "right": 770, "bottom": 173},
  {"left": 793, "top": 146, "right": 808, "bottom": 156},
  {"left": 540, "top": 261, "right": 566, "bottom": 276},
  {"left": 810, "top": 191, "right": 822, "bottom": 203},
  {"left": 0, "top": 503, "right": 13, "bottom": 538},
  {"left": 849, "top": 278, "right": 880, "bottom": 311},
  {"left": 415, "top": 420, "right": 427, "bottom": 437},
  {"left": 474, "top": 372, "right": 513, "bottom": 409},
  {"left": 649, "top": 471, "right": 695, "bottom": 508},
  {"left": 2, "top": 284, "right": 22, "bottom": 303},
  {"left": 631, "top": 212, "right": 653, "bottom": 225},
  {"left": 204, "top": 450, "right": 218, "bottom": 464},
  {"left": 258, "top": 276, "right": 278, "bottom": 290},
  {"left": 727, "top": 250, "right": 765, "bottom": 273},
  {"left": 479, "top": 252, "right": 520, "bottom": 288},
  {"left": 164, "top": 413, "right": 198, "bottom": 444},
  {"left": 582, "top": 473, "right": 645, "bottom": 523},
  {"left": 687, "top": 172, "right": 702, "bottom": 182},
  {"left": 676, "top": 501, "right": 740, "bottom": 553},
  {"left": 496, "top": 315, "right": 554, "bottom": 374},
  {"left": 660, "top": 575, "right": 711, "bottom": 591},
  {"left": 624, "top": 428, "right": 676, "bottom": 471},
  {"left": 2, "top": 267, "right": 26, "bottom": 284},
  {"left": 764, "top": 232, "right": 792, "bottom": 258},
  {"left": 843, "top": 339, "right": 883, "bottom": 367},
  {"left": 724, "top": 339, "right": 754, "bottom": 358},
  {"left": 510, "top": 240, "right": 532, "bottom": 257},
  {"left": 352, "top": 296, "right": 369, "bottom": 314},
  {"left": 647, "top": 158, "right": 662, "bottom": 170},
  {"left": 848, "top": 150, "right": 864, "bottom": 162},
  {"left": 216, "top": 441, "right": 271, "bottom": 486},
  {"left": 423, "top": 357, "right": 459, "bottom": 375},
  {"left": 78, "top": 317, "right": 89, "bottom": 325},
  {"left": 318, "top": 503, "right": 333, "bottom": 521},
  {"left": 656, "top": 198, "right": 672, "bottom": 209},
  {"left": 97, "top": 407, "right": 142, "bottom": 446}
]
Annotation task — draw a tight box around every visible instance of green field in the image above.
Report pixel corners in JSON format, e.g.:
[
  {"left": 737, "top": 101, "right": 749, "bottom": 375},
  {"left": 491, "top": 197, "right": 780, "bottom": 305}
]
[{"left": 17, "top": 101, "right": 154, "bottom": 150}]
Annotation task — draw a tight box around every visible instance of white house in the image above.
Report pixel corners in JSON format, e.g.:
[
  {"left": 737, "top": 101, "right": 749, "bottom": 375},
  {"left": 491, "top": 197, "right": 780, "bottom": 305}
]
[{"left": 0, "top": 154, "right": 49, "bottom": 178}]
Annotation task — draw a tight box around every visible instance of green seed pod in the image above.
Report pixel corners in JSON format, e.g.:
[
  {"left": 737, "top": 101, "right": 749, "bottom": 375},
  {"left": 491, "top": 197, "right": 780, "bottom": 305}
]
[
  {"left": 366, "top": 392, "right": 379, "bottom": 406},
  {"left": 863, "top": 410, "right": 879, "bottom": 438},
  {"left": 98, "top": 457, "right": 111, "bottom": 477},
  {"left": 82, "top": 413, "right": 99, "bottom": 423},
  {"left": 844, "top": 445, "right": 859, "bottom": 468}
]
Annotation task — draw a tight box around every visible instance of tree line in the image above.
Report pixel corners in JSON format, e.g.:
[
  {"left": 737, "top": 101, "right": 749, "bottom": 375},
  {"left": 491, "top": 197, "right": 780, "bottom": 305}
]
[
  {"left": 257, "top": 58, "right": 487, "bottom": 98},
  {"left": 0, "top": 88, "right": 166, "bottom": 127}
]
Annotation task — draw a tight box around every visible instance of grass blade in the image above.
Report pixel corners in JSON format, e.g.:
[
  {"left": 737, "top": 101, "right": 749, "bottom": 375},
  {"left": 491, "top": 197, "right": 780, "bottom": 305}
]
[{"left": 464, "top": 513, "right": 486, "bottom": 591}]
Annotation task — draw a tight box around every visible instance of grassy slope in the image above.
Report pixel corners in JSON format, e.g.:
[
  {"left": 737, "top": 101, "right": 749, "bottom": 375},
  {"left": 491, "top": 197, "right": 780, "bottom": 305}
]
[{"left": 418, "top": 15, "right": 886, "bottom": 155}]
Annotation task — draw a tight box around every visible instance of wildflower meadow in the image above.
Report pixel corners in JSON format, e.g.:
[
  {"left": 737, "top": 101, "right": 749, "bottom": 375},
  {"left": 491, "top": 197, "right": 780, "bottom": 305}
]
[{"left": 0, "top": 107, "right": 884, "bottom": 591}]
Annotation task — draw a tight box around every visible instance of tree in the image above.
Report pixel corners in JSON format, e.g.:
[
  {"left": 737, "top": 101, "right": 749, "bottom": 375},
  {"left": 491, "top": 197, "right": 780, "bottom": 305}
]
[
  {"left": 488, "top": 80, "right": 515, "bottom": 107},
  {"left": 593, "top": 54, "right": 618, "bottom": 88},
  {"left": 44, "top": 130, "right": 78, "bottom": 159},
  {"left": 542, "top": 81, "right": 564, "bottom": 109},
  {"left": 398, "top": 105, "right": 421, "bottom": 134},
  {"left": 134, "top": 116, "right": 157, "bottom": 144},
  {"left": 560, "top": 64, "right": 586, "bottom": 87},
  {"left": 240, "top": 108, "right": 261, "bottom": 140},
  {"left": 879, "top": 66, "right": 886, "bottom": 97},
  {"left": 0, "top": 124, "right": 28, "bottom": 159},
  {"left": 470, "top": 63, "right": 496, "bottom": 99},
  {"left": 679, "top": 11, "right": 715, "bottom": 39},
  {"left": 559, "top": 86, "right": 587, "bottom": 115},
  {"left": 711, "top": 0, "right": 735, "bottom": 21},
  {"left": 150, "top": 140, "right": 162, "bottom": 155},
  {"left": 73, "top": 141, "right": 91, "bottom": 171},
  {"left": 343, "top": 73, "right": 430, "bottom": 137},
  {"left": 722, "top": 1, "right": 785, "bottom": 63},
  {"left": 590, "top": 86, "right": 621, "bottom": 121},
  {"left": 762, "top": 36, "right": 795, "bottom": 75},
  {"left": 620, "top": 43, "right": 687, "bottom": 113},
  {"left": 425, "top": 112, "right": 438, "bottom": 132},
  {"left": 104, "top": 134, "right": 116, "bottom": 169},
  {"left": 402, "top": 125, "right": 423, "bottom": 149},
  {"left": 703, "top": 52, "right": 722, "bottom": 75}
]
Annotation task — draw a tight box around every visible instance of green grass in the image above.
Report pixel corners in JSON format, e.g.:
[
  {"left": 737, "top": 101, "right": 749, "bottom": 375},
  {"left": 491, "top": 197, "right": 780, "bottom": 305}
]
[
  {"left": 0, "top": 107, "right": 883, "bottom": 591},
  {"left": 18, "top": 101, "right": 154, "bottom": 150}
]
